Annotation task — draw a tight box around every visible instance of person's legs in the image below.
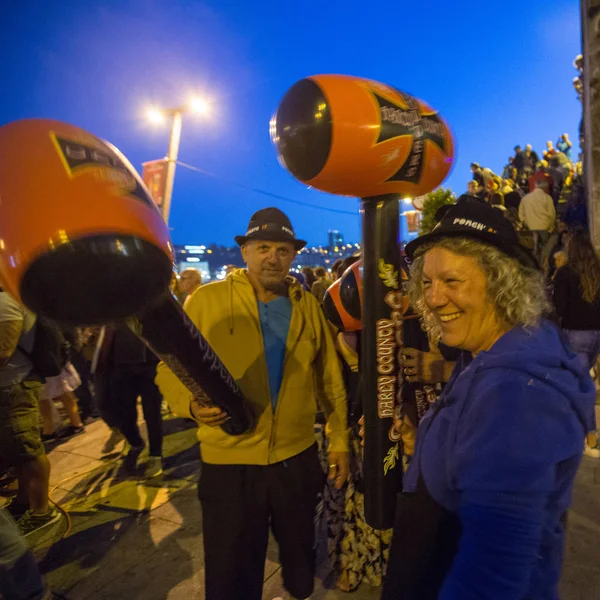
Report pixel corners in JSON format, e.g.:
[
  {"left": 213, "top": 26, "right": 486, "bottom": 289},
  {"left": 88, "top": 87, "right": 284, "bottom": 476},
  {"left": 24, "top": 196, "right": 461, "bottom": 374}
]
[
  {"left": 16, "top": 456, "right": 50, "bottom": 514},
  {"left": 540, "top": 233, "right": 558, "bottom": 273},
  {"left": 0, "top": 509, "right": 48, "bottom": 600},
  {"left": 198, "top": 461, "right": 270, "bottom": 600},
  {"left": 37, "top": 398, "right": 59, "bottom": 436},
  {"left": 138, "top": 366, "right": 163, "bottom": 458},
  {"left": 94, "top": 373, "right": 119, "bottom": 428},
  {"left": 57, "top": 392, "right": 83, "bottom": 428},
  {"left": 110, "top": 369, "right": 144, "bottom": 448},
  {"left": 71, "top": 351, "right": 97, "bottom": 420},
  {"left": 269, "top": 444, "right": 325, "bottom": 600},
  {"left": 0, "top": 383, "right": 49, "bottom": 513}
]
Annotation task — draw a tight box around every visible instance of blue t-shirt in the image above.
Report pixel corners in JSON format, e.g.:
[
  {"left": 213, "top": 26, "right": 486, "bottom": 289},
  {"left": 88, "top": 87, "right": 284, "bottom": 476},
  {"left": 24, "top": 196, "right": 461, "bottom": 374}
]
[{"left": 258, "top": 296, "right": 292, "bottom": 410}]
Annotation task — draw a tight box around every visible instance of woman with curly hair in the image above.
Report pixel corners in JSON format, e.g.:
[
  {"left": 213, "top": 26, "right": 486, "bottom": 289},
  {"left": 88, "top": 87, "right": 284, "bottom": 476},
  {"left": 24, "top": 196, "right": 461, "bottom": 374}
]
[
  {"left": 381, "top": 199, "right": 596, "bottom": 600},
  {"left": 554, "top": 228, "right": 600, "bottom": 457}
]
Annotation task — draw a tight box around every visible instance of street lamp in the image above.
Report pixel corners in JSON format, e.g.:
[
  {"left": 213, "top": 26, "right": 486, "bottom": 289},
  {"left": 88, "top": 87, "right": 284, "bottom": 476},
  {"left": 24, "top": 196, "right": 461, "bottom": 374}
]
[{"left": 146, "top": 96, "right": 210, "bottom": 224}]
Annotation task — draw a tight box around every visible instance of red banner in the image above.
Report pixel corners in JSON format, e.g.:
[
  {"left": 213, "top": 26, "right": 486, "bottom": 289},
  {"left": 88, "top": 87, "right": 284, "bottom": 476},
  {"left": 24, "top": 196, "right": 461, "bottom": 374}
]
[
  {"left": 142, "top": 159, "right": 168, "bottom": 209},
  {"left": 406, "top": 211, "right": 419, "bottom": 233}
]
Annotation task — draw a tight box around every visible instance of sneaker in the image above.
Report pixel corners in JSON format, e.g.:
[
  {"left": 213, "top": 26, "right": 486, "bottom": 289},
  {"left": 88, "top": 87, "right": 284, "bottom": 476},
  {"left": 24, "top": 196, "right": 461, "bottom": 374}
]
[
  {"left": 102, "top": 428, "right": 124, "bottom": 454},
  {"left": 41, "top": 432, "right": 58, "bottom": 444},
  {"left": 17, "top": 507, "right": 61, "bottom": 537},
  {"left": 584, "top": 443, "right": 600, "bottom": 458},
  {"left": 145, "top": 456, "right": 163, "bottom": 478},
  {"left": 123, "top": 443, "right": 145, "bottom": 472},
  {"left": 57, "top": 425, "right": 85, "bottom": 440},
  {"left": 6, "top": 500, "right": 29, "bottom": 521}
]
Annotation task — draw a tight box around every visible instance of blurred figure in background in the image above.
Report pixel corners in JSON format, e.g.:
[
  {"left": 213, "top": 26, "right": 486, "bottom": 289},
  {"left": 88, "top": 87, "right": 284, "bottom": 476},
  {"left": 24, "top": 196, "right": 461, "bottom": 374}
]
[
  {"left": 556, "top": 133, "right": 572, "bottom": 160},
  {"left": 519, "top": 182, "right": 556, "bottom": 263},
  {"left": 302, "top": 266, "right": 317, "bottom": 290},
  {"left": 178, "top": 268, "right": 202, "bottom": 305},
  {"left": 553, "top": 228, "right": 600, "bottom": 458},
  {"left": 311, "top": 267, "right": 331, "bottom": 303},
  {"left": 331, "top": 259, "right": 344, "bottom": 281},
  {"left": 97, "top": 325, "right": 164, "bottom": 477},
  {"left": 39, "top": 364, "right": 84, "bottom": 442}
]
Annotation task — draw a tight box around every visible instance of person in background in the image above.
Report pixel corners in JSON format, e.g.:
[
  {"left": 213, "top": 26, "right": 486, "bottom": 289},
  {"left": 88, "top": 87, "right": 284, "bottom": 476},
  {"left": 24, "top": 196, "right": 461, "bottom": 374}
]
[
  {"left": 0, "top": 290, "right": 59, "bottom": 536},
  {"left": 513, "top": 146, "right": 525, "bottom": 176},
  {"left": 503, "top": 179, "right": 523, "bottom": 212},
  {"left": 178, "top": 268, "right": 202, "bottom": 305},
  {"left": 331, "top": 258, "right": 344, "bottom": 281},
  {"left": 65, "top": 326, "right": 98, "bottom": 423},
  {"left": 562, "top": 182, "right": 588, "bottom": 230},
  {"left": 553, "top": 228, "right": 600, "bottom": 458},
  {"left": 529, "top": 161, "right": 554, "bottom": 196},
  {"left": 311, "top": 267, "right": 331, "bottom": 303},
  {"left": 524, "top": 144, "right": 540, "bottom": 174},
  {"left": 546, "top": 222, "right": 570, "bottom": 279},
  {"left": 98, "top": 324, "right": 164, "bottom": 477},
  {"left": 501, "top": 157, "right": 515, "bottom": 180},
  {"left": 301, "top": 267, "right": 317, "bottom": 290},
  {"left": 519, "top": 181, "right": 556, "bottom": 263},
  {"left": 490, "top": 192, "right": 506, "bottom": 214},
  {"left": 556, "top": 133, "right": 572, "bottom": 160},
  {"left": 553, "top": 249, "right": 567, "bottom": 275},
  {"left": 544, "top": 140, "right": 557, "bottom": 160},
  {"left": 467, "top": 180, "right": 480, "bottom": 197},
  {"left": 382, "top": 199, "right": 595, "bottom": 600},
  {"left": 39, "top": 364, "right": 85, "bottom": 442}
]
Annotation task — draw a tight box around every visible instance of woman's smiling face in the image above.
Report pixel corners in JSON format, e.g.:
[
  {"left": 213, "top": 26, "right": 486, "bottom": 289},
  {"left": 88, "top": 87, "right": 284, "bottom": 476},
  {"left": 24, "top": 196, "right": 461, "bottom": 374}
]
[{"left": 421, "top": 246, "right": 508, "bottom": 355}]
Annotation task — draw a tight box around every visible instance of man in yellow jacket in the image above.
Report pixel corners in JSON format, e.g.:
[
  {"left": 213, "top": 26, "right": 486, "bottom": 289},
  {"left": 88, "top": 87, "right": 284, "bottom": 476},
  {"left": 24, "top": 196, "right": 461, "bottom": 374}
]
[{"left": 156, "top": 207, "right": 349, "bottom": 600}]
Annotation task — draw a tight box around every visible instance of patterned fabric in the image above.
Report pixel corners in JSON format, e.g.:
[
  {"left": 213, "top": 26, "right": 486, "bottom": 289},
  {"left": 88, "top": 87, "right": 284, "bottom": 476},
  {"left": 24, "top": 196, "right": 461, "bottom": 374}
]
[{"left": 314, "top": 426, "right": 392, "bottom": 592}]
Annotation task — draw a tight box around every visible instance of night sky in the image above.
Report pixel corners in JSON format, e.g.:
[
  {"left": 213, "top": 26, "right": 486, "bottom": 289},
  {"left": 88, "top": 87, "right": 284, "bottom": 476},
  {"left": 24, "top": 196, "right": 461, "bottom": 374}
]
[{"left": 2, "top": 0, "right": 581, "bottom": 246}]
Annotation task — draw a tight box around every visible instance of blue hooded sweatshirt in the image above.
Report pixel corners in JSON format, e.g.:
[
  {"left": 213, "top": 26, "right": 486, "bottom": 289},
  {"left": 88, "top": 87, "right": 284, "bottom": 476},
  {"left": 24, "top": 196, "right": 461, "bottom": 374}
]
[{"left": 404, "top": 320, "right": 596, "bottom": 600}]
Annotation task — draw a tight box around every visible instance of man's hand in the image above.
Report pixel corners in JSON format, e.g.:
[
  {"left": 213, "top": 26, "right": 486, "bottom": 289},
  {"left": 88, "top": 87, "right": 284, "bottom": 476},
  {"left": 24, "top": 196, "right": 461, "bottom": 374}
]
[
  {"left": 358, "top": 415, "right": 402, "bottom": 447},
  {"left": 190, "top": 398, "right": 230, "bottom": 427},
  {"left": 327, "top": 451, "right": 350, "bottom": 489}
]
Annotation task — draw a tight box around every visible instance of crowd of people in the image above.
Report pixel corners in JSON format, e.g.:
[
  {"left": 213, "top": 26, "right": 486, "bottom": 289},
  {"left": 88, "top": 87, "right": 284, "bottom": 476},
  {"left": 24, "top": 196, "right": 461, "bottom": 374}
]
[
  {"left": 465, "top": 133, "right": 586, "bottom": 278},
  {"left": 0, "top": 195, "right": 598, "bottom": 600}
]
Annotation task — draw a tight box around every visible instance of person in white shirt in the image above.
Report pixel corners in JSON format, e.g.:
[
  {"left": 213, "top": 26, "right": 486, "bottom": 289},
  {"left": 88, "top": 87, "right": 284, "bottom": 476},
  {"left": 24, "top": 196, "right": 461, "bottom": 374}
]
[{"left": 518, "top": 182, "right": 556, "bottom": 262}]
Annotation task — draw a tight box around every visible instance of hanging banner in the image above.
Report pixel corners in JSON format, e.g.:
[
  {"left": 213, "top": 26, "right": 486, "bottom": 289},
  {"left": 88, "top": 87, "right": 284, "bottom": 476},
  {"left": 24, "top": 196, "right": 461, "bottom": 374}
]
[
  {"left": 406, "top": 211, "right": 419, "bottom": 233},
  {"left": 142, "top": 159, "right": 168, "bottom": 210}
]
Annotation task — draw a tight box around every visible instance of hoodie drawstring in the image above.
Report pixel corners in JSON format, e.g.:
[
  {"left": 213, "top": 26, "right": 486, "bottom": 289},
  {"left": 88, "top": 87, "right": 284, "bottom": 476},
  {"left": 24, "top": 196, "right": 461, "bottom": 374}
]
[{"left": 229, "top": 276, "right": 234, "bottom": 335}]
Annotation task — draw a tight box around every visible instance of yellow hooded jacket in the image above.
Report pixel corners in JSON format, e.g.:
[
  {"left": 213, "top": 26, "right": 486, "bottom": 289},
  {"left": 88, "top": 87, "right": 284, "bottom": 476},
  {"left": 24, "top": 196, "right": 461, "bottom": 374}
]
[{"left": 156, "top": 269, "right": 348, "bottom": 465}]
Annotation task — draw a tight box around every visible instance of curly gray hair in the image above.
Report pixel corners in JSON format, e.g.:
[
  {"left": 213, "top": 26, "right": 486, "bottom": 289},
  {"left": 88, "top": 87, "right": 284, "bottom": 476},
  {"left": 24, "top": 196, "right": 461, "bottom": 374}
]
[{"left": 408, "top": 237, "right": 550, "bottom": 341}]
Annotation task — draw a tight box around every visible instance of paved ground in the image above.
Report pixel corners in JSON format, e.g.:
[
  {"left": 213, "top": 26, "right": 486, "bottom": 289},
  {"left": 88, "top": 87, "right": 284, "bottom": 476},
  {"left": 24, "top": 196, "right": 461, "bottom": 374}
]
[{"left": 11, "top": 409, "right": 600, "bottom": 600}]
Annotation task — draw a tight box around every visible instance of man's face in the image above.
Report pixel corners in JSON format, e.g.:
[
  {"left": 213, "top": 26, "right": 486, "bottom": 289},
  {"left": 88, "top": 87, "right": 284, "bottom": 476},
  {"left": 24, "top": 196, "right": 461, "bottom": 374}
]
[
  {"left": 467, "top": 181, "right": 478, "bottom": 194},
  {"left": 526, "top": 144, "right": 532, "bottom": 152},
  {"left": 179, "top": 271, "right": 200, "bottom": 294},
  {"left": 547, "top": 141, "right": 553, "bottom": 149},
  {"left": 242, "top": 240, "right": 296, "bottom": 291}
]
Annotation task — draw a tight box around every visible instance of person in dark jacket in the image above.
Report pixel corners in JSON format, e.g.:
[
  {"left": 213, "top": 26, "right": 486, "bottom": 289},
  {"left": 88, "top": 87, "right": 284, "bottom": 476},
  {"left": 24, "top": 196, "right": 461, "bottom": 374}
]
[
  {"left": 524, "top": 144, "right": 539, "bottom": 172},
  {"left": 380, "top": 200, "right": 595, "bottom": 600},
  {"left": 553, "top": 228, "right": 600, "bottom": 457},
  {"left": 101, "top": 325, "right": 165, "bottom": 477},
  {"left": 513, "top": 145, "right": 525, "bottom": 174}
]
